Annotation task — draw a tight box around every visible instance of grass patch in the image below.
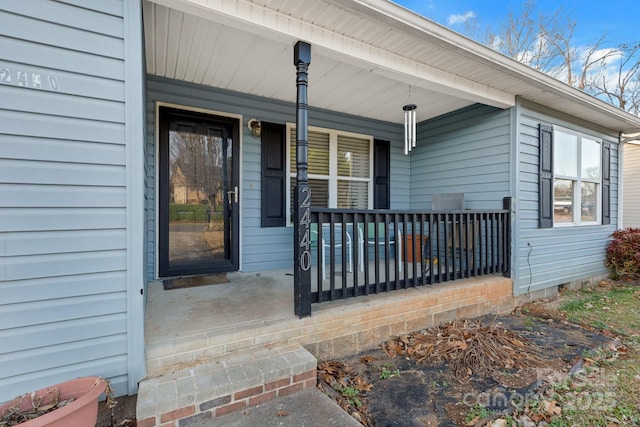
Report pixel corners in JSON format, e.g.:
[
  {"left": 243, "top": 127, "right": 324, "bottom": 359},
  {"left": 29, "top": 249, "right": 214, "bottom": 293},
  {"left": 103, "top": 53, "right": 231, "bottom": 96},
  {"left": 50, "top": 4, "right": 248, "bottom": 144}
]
[
  {"left": 549, "top": 343, "right": 640, "bottom": 426},
  {"left": 475, "top": 281, "right": 640, "bottom": 426},
  {"left": 558, "top": 283, "right": 640, "bottom": 336},
  {"left": 465, "top": 404, "right": 495, "bottom": 424},
  {"left": 549, "top": 282, "right": 640, "bottom": 426}
]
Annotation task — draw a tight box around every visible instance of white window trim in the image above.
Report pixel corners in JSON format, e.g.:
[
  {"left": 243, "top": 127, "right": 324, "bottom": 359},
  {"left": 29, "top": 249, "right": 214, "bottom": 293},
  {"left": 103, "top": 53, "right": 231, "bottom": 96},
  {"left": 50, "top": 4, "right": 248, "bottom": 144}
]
[
  {"left": 285, "top": 123, "right": 374, "bottom": 225},
  {"left": 553, "top": 126, "right": 602, "bottom": 227}
]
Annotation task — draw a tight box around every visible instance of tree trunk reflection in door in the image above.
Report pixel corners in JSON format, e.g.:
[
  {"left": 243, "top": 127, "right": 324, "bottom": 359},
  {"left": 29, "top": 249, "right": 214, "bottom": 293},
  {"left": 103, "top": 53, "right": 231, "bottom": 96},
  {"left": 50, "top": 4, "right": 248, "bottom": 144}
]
[{"left": 168, "top": 123, "right": 231, "bottom": 270}]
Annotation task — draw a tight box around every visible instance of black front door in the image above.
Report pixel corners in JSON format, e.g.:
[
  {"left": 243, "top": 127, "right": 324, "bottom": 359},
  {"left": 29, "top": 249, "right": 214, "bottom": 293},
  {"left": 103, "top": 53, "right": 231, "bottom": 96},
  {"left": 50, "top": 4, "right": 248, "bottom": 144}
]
[{"left": 158, "top": 107, "right": 239, "bottom": 277}]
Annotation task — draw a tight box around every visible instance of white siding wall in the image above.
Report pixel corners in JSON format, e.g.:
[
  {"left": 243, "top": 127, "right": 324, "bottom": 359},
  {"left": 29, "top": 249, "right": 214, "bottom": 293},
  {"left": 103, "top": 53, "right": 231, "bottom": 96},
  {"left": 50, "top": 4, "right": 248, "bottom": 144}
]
[
  {"left": 516, "top": 101, "right": 619, "bottom": 294},
  {"left": 623, "top": 143, "right": 640, "bottom": 227},
  {"left": 0, "top": 1, "right": 133, "bottom": 400}
]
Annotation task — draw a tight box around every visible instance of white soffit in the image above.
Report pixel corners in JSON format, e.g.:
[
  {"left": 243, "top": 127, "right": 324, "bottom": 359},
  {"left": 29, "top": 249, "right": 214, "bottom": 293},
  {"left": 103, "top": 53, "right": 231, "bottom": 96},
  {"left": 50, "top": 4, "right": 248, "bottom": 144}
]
[
  {"left": 144, "top": 0, "right": 640, "bottom": 132},
  {"left": 144, "top": 0, "right": 512, "bottom": 123}
]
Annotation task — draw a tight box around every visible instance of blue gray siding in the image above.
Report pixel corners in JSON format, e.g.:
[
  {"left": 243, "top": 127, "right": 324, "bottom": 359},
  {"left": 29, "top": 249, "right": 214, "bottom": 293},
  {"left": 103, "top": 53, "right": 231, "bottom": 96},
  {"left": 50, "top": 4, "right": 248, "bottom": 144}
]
[
  {"left": 145, "top": 75, "right": 407, "bottom": 276},
  {"left": 516, "top": 101, "right": 619, "bottom": 293},
  {"left": 410, "top": 105, "right": 512, "bottom": 210},
  {"left": 0, "top": 0, "right": 139, "bottom": 400}
]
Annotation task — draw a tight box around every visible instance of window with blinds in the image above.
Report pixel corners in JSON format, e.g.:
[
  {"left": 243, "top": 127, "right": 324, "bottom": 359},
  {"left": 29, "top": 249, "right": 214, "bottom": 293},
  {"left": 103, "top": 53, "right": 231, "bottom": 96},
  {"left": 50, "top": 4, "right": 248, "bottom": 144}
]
[{"left": 287, "top": 125, "right": 373, "bottom": 223}]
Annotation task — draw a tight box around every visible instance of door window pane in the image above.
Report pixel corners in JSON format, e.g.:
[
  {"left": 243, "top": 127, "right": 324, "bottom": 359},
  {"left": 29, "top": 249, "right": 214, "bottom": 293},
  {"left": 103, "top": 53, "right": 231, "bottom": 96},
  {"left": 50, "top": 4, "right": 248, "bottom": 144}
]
[
  {"left": 554, "top": 179, "right": 574, "bottom": 223},
  {"left": 554, "top": 131, "right": 578, "bottom": 177}
]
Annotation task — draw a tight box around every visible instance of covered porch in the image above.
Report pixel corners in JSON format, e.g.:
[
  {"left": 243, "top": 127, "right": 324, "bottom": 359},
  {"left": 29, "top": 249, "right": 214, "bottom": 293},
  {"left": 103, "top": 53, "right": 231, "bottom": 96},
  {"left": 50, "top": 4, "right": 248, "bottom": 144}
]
[
  {"left": 138, "top": 266, "right": 517, "bottom": 424},
  {"left": 142, "top": 0, "right": 517, "bottom": 312},
  {"left": 138, "top": 0, "right": 519, "bottom": 423}
]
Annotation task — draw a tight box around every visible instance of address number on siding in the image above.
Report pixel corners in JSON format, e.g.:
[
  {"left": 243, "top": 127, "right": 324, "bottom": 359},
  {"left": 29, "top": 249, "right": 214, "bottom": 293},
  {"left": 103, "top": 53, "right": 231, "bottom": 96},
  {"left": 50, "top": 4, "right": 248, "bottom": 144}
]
[{"left": 0, "top": 67, "right": 60, "bottom": 91}]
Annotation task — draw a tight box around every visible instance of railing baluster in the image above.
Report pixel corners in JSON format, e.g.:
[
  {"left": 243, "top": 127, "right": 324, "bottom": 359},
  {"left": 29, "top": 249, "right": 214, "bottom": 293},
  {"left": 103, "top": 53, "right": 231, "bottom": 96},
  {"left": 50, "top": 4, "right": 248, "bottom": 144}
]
[
  {"left": 362, "top": 213, "right": 369, "bottom": 295},
  {"left": 427, "top": 213, "right": 434, "bottom": 285},
  {"left": 352, "top": 213, "right": 359, "bottom": 295},
  {"left": 383, "top": 213, "right": 390, "bottom": 292},
  {"left": 329, "top": 213, "right": 336, "bottom": 299},
  {"left": 419, "top": 213, "right": 425, "bottom": 286},
  {"left": 498, "top": 213, "right": 502, "bottom": 272},
  {"left": 480, "top": 214, "right": 489, "bottom": 274},
  {"left": 340, "top": 213, "right": 347, "bottom": 297},
  {"left": 371, "top": 213, "right": 379, "bottom": 293},
  {"left": 492, "top": 213, "right": 496, "bottom": 274}
]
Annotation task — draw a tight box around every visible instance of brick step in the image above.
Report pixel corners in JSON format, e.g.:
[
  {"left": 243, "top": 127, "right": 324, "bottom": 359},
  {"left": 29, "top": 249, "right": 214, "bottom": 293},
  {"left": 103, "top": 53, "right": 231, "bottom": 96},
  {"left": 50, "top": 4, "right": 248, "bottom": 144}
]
[
  {"left": 136, "top": 343, "right": 317, "bottom": 427},
  {"left": 145, "top": 318, "right": 301, "bottom": 378}
]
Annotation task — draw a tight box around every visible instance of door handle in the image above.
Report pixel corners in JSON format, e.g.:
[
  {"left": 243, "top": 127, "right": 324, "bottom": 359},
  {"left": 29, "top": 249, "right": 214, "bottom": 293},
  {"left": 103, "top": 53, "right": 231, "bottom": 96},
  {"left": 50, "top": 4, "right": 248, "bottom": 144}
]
[{"left": 227, "top": 186, "right": 238, "bottom": 204}]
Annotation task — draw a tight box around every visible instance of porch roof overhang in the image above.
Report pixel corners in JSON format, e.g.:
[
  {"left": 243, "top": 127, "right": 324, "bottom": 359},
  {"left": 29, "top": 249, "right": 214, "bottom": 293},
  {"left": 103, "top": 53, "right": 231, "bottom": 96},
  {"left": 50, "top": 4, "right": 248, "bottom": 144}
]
[{"left": 143, "top": 0, "right": 640, "bottom": 135}]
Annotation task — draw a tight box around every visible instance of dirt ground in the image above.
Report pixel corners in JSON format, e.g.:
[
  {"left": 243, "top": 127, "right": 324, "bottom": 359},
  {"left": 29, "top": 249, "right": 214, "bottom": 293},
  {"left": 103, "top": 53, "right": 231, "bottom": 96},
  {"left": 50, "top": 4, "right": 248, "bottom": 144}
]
[
  {"left": 96, "top": 393, "right": 137, "bottom": 427},
  {"left": 318, "top": 309, "right": 612, "bottom": 427}
]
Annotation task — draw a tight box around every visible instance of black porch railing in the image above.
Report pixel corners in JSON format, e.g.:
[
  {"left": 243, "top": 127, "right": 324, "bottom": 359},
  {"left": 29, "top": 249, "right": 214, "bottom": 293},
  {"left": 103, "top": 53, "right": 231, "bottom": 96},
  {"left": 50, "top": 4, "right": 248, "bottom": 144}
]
[{"left": 295, "top": 202, "right": 510, "bottom": 314}]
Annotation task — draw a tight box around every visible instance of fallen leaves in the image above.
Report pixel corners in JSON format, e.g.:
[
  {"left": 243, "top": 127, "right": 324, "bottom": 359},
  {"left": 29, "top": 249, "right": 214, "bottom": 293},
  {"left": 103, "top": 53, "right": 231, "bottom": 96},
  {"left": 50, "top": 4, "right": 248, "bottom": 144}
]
[
  {"left": 359, "top": 356, "right": 376, "bottom": 364},
  {"left": 383, "top": 319, "right": 543, "bottom": 381},
  {"left": 0, "top": 388, "right": 76, "bottom": 427},
  {"left": 353, "top": 376, "right": 374, "bottom": 393},
  {"left": 542, "top": 399, "right": 562, "bottom": 416},
  {"left": 317, "top": 360, "right": 373, "bottom": 426}
]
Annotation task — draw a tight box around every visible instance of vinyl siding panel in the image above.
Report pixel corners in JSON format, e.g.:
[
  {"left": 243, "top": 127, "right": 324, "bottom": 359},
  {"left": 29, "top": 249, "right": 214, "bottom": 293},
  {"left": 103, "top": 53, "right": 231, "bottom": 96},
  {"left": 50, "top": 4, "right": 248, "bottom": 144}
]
[
  {"left": 0, "top": 10, "right": 124, "bottom": 59},
  {"left": 623, "top": 143, "right": 640, "bottom": 227},
  {"left": 0, "top": 85, "right": 125, "bottom": 123},
  {"left": 0, "top": 0, "right": 130, "bottom": 401},
  {"left": 1, "top": 0, "right": 124, "bottom": 37},
  {"left": 0, "top": 184, "right": 126, "bottom": 208},
  {"left": 1, "top": 37, "right": 125, "bottom": 81},
  {"left": 411, "top": 105, "right": 511, "bottom": 209},
  {"left": 0, "top": 135, "right": 126, "bottom": 165},
  {"left": 145, "top": 75, "right": 407, "bottom": 276},
  {"left": 516, "top": 102, "right": 619, "bottom": 294}
]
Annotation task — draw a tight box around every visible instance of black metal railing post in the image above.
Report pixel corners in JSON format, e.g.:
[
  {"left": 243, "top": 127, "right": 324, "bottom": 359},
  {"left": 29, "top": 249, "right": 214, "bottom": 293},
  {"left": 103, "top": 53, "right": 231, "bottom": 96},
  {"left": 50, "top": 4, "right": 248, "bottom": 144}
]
[{"left": 293, "top": 41, "right": 312, "bottom": 318}]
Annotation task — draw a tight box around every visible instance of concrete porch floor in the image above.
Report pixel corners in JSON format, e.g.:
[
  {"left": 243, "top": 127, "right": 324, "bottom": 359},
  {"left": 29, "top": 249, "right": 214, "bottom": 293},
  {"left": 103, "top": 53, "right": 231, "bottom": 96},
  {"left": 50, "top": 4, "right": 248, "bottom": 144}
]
[
  {"left": 138, "top": 268, "right": 519, "bottom": 426},
  {"left": 145, "top": 269, "right": 298, "bottom": 346}
]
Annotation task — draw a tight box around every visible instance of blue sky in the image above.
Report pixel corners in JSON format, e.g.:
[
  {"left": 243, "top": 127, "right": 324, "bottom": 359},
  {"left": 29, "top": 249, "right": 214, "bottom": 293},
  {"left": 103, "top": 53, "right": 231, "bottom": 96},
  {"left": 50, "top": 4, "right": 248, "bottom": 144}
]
[{"left": 393, "top": 0, "right": 639, "bottom": 48}]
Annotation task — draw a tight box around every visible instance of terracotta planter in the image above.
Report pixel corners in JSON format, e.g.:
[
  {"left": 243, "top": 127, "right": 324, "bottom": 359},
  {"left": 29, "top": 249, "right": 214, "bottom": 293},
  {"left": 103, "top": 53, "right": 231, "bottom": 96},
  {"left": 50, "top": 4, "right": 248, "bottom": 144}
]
[{"left": 0, "top": 376, "right": 107, "bottom": 427}]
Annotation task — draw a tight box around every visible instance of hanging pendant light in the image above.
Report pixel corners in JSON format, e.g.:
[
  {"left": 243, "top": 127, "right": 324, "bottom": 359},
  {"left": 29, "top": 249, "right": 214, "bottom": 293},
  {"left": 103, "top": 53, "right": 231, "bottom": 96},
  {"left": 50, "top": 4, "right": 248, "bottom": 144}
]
[{"left": 403, "top": 104, "right": 417, "bottom": 155}]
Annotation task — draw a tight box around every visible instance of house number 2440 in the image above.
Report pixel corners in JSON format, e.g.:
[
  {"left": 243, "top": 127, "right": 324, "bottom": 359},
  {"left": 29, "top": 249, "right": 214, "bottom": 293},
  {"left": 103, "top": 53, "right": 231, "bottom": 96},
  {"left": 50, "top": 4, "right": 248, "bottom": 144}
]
[{"left": 299, "top": 187, "right": 311, "bottom": 271}]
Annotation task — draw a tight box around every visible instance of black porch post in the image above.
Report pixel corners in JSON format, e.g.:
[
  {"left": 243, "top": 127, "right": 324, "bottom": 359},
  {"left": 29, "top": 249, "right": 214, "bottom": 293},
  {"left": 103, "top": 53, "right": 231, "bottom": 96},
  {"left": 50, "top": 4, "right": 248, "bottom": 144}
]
[{"left": 293, "top": 41, "right": 312, "bottom": 317}]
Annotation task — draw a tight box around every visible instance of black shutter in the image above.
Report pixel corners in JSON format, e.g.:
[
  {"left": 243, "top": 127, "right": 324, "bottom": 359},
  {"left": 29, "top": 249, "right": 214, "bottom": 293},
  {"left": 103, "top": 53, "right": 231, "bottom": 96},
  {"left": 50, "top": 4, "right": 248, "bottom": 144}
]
[
  {"left": 373, "top": 139, "right": 390, "bottom": 209},
  {"left": 539, "top": 124, "right": 553, "bottom": 228},
  {"left": 602, "top": 142, "right": 611, "bottom": 225},
  {"left": 261, "top": 122, "right": 286, "bottom": 227}
]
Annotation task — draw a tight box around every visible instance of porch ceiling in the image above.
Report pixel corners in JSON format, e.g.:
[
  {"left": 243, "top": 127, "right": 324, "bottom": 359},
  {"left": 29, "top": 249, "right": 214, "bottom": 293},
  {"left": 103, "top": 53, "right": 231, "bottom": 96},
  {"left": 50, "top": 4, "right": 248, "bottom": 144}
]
[
  {"left": 143, "top": 1, "right": 484, "bottom": 124},
  {"left": 143, "top": 0, "right": 640, "bottom": 133}
]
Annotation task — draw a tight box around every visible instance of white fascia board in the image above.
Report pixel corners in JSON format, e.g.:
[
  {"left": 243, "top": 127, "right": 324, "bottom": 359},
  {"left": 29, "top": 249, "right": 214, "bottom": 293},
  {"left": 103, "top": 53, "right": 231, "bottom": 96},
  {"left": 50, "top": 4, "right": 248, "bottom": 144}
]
[{"left": 148, "top": 0, "right": 515, "bottom": 110}]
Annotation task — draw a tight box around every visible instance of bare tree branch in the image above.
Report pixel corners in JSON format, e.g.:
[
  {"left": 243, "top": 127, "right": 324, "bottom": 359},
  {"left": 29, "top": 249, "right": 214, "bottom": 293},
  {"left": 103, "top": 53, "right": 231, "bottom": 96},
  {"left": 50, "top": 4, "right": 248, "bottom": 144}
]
[
  {"left": 459, "top": 1, "right": 640, "bottom": 115},
  {"left": 588, "top": 43, "right": 640, "bottom": 114}
]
